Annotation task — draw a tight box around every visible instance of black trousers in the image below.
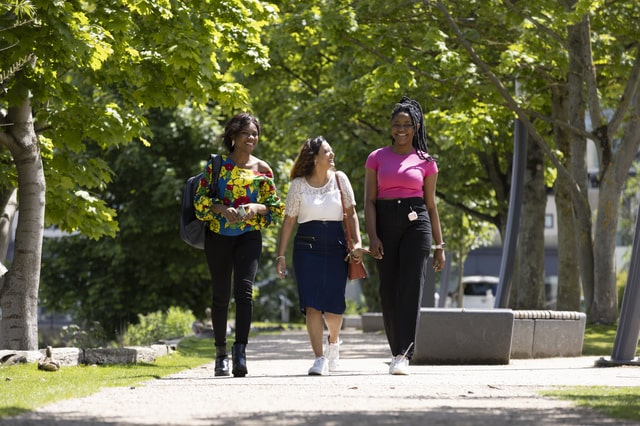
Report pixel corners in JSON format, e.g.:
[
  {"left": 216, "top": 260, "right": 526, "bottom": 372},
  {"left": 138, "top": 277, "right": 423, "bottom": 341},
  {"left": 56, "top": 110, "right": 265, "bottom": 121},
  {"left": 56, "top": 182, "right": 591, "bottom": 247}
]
[
  {"left": 375, "top": 198, "right": 432, "bottom": 359},
  {"left": 204, "top": 230, "right": 262, "bottom": 348}
]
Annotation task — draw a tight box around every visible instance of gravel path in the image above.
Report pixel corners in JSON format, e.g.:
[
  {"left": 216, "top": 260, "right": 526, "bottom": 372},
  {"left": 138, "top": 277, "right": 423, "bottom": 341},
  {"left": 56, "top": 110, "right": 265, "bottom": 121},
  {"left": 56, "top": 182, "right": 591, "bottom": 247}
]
[{"left": 2, "top": 329, "right": 638, "bottom": 425}]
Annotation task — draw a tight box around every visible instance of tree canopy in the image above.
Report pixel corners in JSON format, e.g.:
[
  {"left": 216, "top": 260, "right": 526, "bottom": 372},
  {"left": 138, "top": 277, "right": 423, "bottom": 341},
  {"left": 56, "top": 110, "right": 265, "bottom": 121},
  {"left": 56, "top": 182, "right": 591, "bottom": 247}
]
[
  {"left": 3, "top": 0, "right": 640, "bottom": 348},
  {"left": 0, "top": 0, "right": 279, "bottom": 349}
]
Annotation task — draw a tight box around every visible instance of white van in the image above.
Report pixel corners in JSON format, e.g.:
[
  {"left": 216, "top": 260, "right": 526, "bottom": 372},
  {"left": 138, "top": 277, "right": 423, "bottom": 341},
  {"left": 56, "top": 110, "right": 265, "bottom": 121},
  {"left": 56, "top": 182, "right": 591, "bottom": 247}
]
[{"left": 447, "top": 275, "right": 498, "bottom": 309}]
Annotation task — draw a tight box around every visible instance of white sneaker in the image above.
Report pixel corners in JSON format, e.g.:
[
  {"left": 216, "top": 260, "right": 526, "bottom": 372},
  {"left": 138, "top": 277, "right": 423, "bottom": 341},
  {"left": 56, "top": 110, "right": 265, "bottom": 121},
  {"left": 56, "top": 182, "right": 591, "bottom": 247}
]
[
  {"left": 389, "top": 355, "right": 409, "bottom": 375},
  {"left": 324, "top": 341, "right": 340, "bottom": 372},
  {"left": 308, "top": 356, "right": 329, "bottom": 375}
]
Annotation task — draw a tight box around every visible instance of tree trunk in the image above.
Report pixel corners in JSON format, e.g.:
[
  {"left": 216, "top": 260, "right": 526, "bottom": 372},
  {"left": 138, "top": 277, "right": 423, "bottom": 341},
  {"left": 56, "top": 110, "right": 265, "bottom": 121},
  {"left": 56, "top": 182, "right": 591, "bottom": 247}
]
[
  {"left": 566, "top": 18, "right": 595, "bottom": 315},
  {"left": 550, "top": 84, "right": 582, "bottom": 311},
  {"left": 512, "top": 127, "right": 546, "bottom": 309},
  {"left": 0, "top": 99, "right": 44, "bottom": 350},
  {"left": 590, "top": 173, "right": 621, "bottom": 323},
  {"left": 590, "top": 93, "right": 640, "bottom": 323},
  {"left": 554, "top": 181, "right": 582, "bottom": 310}
]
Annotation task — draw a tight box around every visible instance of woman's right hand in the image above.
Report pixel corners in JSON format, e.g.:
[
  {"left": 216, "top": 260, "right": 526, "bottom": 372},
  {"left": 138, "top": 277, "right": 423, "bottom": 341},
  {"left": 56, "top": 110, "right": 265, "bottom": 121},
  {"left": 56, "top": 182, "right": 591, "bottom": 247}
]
[{"left": 221, "top": 206, "right": 244, "bottom": 224}]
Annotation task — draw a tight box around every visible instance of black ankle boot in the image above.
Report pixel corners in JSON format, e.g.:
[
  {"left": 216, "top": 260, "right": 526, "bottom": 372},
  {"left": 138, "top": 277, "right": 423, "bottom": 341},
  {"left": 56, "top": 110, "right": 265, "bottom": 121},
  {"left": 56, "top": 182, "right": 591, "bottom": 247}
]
[
  {"left": 232, "top": 343, "right": 247, "bottom": 377},
  {"left": 215, "top": 346, "right": 230, "bottom": 377}
]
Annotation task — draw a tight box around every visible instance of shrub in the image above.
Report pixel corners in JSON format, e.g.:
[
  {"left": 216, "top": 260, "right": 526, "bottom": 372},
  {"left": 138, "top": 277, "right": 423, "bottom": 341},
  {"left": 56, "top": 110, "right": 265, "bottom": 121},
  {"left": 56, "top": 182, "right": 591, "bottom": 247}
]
[
  {"left": 122, "top": 306, "right": 196, "bottom": 346},
  {"left": 58, "top": 322, "right": 109, "bottom": 348}
]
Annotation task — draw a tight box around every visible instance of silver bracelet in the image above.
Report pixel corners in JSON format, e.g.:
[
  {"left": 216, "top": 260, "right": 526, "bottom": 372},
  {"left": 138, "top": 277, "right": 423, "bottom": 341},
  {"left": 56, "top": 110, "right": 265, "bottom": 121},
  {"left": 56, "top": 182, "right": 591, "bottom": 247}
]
[{"left": 275, "top": 256, "right": 286, "bottom": 262}]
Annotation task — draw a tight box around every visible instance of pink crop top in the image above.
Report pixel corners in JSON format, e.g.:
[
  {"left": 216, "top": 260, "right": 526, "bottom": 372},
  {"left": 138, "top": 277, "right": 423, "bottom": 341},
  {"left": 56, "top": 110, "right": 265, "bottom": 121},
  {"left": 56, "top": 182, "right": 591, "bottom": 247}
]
[{"left": 365, "top": 146, "right": 438, "bottom": 199}]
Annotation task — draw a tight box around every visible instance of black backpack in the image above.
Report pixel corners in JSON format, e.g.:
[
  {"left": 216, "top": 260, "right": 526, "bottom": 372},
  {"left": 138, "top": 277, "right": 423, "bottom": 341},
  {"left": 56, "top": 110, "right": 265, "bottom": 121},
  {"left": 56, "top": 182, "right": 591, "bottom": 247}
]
[{"left": 180, "top": 154, "right": 222, "bottom": 249}]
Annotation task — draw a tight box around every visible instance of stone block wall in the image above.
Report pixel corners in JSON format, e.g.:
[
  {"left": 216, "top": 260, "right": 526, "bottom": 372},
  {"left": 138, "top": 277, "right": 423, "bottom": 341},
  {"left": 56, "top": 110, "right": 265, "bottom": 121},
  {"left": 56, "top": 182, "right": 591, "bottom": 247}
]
[{"left": 511, "top": 310, "right": 587, "bottom": 358}]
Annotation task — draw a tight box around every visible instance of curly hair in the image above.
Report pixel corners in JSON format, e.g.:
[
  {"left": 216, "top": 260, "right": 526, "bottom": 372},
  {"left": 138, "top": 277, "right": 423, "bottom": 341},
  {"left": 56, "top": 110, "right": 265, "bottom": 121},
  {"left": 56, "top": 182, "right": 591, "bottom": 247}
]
[
  {"left": 221, "top": 112, "right": 261, "bottom": 153},
  {"left": 290, "top": 136, "right": 326, "bottom": 179},
  {"left": 391, "top": 96, "right": 431, "bottom": 159}
]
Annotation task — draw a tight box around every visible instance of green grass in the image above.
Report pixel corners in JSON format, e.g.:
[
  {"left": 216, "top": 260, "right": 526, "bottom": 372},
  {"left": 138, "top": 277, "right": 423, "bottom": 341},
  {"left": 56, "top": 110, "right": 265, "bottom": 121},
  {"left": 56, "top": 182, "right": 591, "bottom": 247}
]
[
  {"left": 542, "top": 323, "right": 640, "bottom": 422},
  {"left": 581, "top": 323, "right": 640, "bottom": 357},
  {"left": 543, "top": 387, "right": 640, "bottom": 421},
  {"left": 0, "top": 336, "right": 215, "bottom": 418},
  {"left": 0, "top": 323, "right": 638, "bottom": 421}
]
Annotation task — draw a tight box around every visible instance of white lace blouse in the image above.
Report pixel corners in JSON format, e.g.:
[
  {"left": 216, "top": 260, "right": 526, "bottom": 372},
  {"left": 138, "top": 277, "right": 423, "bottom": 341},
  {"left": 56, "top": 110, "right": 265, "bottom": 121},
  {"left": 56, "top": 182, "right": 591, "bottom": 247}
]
[{"left": 284, "top": 171, "right": 356, "bottom": 223}]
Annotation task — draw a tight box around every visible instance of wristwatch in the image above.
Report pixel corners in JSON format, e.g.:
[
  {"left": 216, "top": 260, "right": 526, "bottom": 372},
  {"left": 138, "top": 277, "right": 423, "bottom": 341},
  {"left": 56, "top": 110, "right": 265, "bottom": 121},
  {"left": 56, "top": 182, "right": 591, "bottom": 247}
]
[{"left": 433, "top": 242, "right": 446, "bottom": 250}]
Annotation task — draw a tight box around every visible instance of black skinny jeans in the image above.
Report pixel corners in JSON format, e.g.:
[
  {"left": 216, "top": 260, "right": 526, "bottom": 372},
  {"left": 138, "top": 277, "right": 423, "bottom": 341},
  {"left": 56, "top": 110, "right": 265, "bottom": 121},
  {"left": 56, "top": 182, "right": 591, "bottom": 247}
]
[
  {"left": 204, "top": 229, "right": 262, "bottom": 348},
  {"left": 375, "top": 198, "right": 432, "bottom": 359}
]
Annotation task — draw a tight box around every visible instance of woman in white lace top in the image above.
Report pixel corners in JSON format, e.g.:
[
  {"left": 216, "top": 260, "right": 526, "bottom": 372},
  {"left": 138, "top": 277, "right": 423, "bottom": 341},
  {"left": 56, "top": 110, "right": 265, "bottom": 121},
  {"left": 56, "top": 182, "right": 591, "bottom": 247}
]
[{"left": 275, "top": 136, "right": 363, "bottom": 375}]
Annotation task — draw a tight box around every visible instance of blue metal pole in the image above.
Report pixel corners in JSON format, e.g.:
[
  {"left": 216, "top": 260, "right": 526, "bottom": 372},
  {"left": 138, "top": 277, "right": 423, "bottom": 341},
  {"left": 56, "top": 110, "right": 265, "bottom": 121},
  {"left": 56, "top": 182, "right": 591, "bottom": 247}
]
[
  {"left": 597, "top": 201, "right": 640, "bottom": 366},
  {"left": 494, "top": 119, "right": 527, "bottom": 308}
]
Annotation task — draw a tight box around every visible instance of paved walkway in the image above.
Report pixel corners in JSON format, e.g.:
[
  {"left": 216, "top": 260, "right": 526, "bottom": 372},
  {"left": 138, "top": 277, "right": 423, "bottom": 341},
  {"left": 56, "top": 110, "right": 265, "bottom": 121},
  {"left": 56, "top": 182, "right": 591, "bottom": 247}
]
[{"left": 2, "top": 328, "right": 639, "bottom": 425}]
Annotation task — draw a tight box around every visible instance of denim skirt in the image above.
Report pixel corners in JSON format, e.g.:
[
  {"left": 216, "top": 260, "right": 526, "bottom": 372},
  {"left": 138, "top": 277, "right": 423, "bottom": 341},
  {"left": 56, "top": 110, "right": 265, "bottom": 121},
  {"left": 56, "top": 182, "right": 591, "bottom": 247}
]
[{"left": 292, "top": 220, "right": 348, "bottom": 315}]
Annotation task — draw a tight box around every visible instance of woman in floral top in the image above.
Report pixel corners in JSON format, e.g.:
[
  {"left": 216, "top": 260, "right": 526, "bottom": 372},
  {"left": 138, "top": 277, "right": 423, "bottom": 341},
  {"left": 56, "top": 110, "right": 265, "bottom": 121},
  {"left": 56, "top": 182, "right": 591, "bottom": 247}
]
[{"left": 194, "top": 112, "right": 284, "bottom": 378}]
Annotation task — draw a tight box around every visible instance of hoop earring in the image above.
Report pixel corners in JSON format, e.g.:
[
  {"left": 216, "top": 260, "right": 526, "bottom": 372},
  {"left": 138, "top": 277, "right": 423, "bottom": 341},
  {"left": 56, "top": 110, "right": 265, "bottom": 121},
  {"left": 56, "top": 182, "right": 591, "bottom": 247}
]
[{"left": 232, "top": 140, "right": 236, "bottom": 147}]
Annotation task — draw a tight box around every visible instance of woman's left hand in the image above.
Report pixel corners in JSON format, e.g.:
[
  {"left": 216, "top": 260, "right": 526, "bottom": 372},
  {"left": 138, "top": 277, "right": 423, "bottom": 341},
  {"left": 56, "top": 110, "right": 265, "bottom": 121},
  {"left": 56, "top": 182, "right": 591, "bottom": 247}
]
[
  {"left": 242, "top": 203, "right": 257, "bottom": 221},
  {"left": 433, "top": 249, "right": 446, "bottom": 272},
  {"left": 349, "top": 248, "right": 372, "bottom": 264}
]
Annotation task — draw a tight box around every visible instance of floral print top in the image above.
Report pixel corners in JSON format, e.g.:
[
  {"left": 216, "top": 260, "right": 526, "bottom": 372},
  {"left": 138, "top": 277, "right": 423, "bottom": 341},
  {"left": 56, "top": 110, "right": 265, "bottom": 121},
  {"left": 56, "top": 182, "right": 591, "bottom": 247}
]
[{"left": 194, "top": 154, "right": 284, "bottom": 236}]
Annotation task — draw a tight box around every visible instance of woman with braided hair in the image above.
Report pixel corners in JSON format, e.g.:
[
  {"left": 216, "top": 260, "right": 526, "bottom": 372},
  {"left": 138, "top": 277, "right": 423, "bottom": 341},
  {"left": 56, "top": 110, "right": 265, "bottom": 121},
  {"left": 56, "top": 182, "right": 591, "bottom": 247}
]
[{"left": 364, "top": 96, "right": 445, "bottom": 375}]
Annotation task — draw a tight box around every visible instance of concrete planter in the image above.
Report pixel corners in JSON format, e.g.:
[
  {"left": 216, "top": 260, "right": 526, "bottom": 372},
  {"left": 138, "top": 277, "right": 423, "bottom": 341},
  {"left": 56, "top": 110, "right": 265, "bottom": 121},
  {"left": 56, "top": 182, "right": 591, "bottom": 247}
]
[
  {"left": 342, "top": 314, "right": 362, "bottom": 329},
  {"left": 412, "top": 308, "right": 587, "bottom": 365},
  {"left": 511, "top": 310, "right": 587, "bottom": 358},
  {"left": 413, "top": 308, "right": 514, "bottom": 365},
  {"left": 360, "top": 312, "right": 384, "bottom": 332}
]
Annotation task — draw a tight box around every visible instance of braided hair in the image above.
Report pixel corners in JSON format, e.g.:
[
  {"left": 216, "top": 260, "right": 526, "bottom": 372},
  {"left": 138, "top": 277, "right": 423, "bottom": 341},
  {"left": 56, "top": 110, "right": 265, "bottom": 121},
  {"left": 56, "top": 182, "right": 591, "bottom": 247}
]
[{"left": 391, "top": 96, "right": 431, "bottom": 160}]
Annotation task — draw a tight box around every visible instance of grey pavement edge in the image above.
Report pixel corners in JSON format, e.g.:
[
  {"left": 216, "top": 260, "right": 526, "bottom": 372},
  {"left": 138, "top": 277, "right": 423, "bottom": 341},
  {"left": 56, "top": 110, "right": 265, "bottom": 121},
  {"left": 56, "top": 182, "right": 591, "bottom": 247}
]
[{"left": 1, "top": 328, "right": 639, "bottom": 426}]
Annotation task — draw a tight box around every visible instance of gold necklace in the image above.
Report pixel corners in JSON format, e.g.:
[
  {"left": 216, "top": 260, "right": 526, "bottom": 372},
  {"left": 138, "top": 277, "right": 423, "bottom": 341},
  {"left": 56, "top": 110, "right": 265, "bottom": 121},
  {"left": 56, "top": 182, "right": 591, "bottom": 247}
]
[{"left": 307, "top": 171, "right": 331, "bottom": 188}]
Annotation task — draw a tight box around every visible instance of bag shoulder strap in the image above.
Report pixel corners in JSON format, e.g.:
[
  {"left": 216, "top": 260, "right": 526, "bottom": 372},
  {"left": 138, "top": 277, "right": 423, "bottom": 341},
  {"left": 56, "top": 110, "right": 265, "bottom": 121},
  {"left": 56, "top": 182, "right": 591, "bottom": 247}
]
[
  {"left": 335, "top": 172, "right": 354, "bottom": 250},
  {"left": 208, "top": 154, "right": 223, "bottom": 196}
]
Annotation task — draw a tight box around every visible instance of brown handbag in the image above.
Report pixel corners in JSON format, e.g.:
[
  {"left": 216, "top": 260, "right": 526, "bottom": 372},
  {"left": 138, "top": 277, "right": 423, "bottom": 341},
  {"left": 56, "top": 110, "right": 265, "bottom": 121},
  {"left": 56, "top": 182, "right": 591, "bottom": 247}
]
[
  {"left": 336, "top": 173, "right": 367, "bottom": 280},
  {"left": 348, "top": 256, "right": 368, "bottom": 281}
]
